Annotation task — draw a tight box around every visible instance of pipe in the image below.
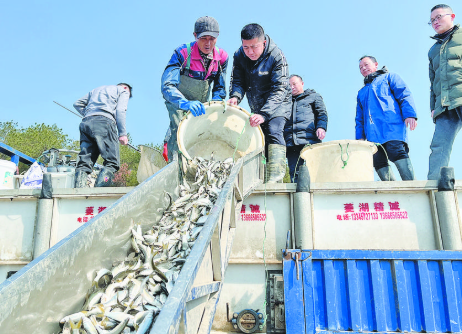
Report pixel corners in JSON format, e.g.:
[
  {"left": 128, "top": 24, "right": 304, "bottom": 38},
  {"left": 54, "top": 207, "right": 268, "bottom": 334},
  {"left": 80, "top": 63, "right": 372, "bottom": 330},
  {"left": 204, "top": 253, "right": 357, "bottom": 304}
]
[
  {"left": 435, "top": 167, "right": 462, "bottom": 250},
  {"left": 33, "top": 173, "right": 54, "bottom": 258},
  {"left": 294, "top": 165, "right": 313, "bottom": 249}
]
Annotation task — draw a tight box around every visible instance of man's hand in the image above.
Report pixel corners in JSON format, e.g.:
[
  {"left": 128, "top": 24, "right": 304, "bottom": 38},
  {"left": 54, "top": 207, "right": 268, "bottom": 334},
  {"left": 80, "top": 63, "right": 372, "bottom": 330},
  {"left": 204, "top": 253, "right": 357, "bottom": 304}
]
[
  {"left": 179, "top": 100, "right": 205, "bottom": 117},
  {"left": 404, "top": 118, "right": 417, "bottom": 131},
  {"left": 227, "top": 97, "right": 238, "bottom": 106},
  {"left": 431, "top": 110, "right": 435, "bottom": 118},
  {"left": 316, "top": 128, "right": 326, "bottom": 140},
  {"left": 119, "top": 136, "right": 128, "bottom": 145},
  {"left": 249, "top": 114, "right": 265, "bottom": 127}
]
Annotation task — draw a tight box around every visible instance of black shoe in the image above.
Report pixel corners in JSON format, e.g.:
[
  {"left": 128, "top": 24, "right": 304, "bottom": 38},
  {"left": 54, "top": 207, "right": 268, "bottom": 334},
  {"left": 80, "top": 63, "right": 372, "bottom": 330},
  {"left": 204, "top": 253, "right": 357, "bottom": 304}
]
[
  {"left": 74, "top": 170, "right": 88, "bottom": 188},
  {"left": 95, "top": 168, "right": 114, "bottom": 187}
]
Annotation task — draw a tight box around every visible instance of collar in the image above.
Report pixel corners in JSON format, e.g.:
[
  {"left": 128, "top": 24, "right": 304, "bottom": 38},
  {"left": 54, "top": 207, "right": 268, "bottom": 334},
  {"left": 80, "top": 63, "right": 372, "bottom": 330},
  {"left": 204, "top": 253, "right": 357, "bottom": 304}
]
[
  {"left": 190, "top": 42, "right": 220, "bottom": 60},
  {"left": 364, "top": 66, "right": 388, "bottom": 85},
  {"left": 431, "top": 24, "right": 460, "bottom": 42}
]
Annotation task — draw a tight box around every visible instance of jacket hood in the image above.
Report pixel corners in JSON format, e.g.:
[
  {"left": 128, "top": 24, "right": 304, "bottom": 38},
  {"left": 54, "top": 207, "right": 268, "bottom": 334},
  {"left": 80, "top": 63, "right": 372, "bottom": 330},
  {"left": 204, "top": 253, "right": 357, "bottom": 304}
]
[
  {"left": 293, "top": 88, "right": 316, "bottom": 100},
  {"left": 430, "top": 24, "right": 460, "bottom": 42}
]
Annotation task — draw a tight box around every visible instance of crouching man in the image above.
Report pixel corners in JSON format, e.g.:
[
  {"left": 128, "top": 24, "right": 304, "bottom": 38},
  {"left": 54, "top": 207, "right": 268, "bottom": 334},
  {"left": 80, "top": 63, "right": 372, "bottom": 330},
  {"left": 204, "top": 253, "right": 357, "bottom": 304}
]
[{"left": 73, "top": 83, "right": 132, "bottom": 187}]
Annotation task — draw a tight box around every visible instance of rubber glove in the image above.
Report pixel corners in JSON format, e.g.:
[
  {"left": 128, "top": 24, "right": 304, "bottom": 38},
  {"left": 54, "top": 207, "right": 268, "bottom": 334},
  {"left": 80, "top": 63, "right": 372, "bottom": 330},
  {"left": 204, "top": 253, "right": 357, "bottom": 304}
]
[
  {"left": 162, "top": 142, "right": 168, "bottom": 162},
  {"left": 179, "top": 100, "right": 205, "bottom": 117}
]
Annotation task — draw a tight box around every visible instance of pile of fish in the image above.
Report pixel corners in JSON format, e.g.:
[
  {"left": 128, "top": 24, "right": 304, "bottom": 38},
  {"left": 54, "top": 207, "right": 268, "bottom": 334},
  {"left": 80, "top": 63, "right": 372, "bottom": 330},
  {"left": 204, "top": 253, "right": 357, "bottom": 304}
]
[{"left": 58, "top": 157, "right": 233, "bottom": 334}]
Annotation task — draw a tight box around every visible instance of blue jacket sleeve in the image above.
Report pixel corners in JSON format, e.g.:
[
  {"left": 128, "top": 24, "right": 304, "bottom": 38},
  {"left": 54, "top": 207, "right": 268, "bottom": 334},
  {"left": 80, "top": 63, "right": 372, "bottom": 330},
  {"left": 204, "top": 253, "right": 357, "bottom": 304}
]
[
  {"left": 161, "top": 47, "right": 188, "bottom": 108},
  {"left": 355, "top": 94, "right": 365, "bottom": 140},
  {"left": 388, "top": 73, "right": 417, "bottom": 120},
  {"left": 211, "top": 51, "right": 229, "bottom": 101}
]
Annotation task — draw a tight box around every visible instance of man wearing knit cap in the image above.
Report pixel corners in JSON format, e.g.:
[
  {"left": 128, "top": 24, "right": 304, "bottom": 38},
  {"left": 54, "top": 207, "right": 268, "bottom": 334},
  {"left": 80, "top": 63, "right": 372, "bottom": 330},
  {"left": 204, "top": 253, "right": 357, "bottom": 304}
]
[{"left": 161, "top": 16, "right": 229, "bottom": 161}]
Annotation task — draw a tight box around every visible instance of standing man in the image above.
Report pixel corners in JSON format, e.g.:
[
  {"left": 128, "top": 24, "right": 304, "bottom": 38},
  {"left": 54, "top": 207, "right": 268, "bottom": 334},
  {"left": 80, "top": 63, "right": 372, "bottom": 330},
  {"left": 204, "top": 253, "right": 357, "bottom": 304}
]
[
  {"left": 228, "top": 23, "right": 291, "bottom": 183},
  {"left": 161, "top": 16, "right": 228, "bottom": 161},
  {"left": 355, "top": 56, "right": 417, "bottom": 181},
  {"left": 73, "top": 83, "right": 132, "bottom": 187},
  {"left": 284, "top": 74, "right": 328, "bottom": 183},
  {"left": 428, "top": 4, "right": 462, "bottom": 180}
]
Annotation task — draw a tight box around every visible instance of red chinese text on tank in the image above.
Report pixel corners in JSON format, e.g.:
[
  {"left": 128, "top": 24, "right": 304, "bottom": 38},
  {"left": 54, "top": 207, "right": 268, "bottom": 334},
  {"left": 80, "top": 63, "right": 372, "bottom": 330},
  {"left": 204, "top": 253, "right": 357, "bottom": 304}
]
[{"left": 240, "top": 204, "right": 267, "bottom": 221}]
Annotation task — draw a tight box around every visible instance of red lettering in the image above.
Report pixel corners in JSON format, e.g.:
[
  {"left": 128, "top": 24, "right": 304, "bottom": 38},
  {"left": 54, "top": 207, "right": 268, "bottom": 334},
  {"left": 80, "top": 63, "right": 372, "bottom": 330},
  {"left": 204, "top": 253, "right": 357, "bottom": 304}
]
[
  {"left": 344, "top": 203, "right": 354, "bottom": 213},
  {"left": 249, "top": 204, "right": 260, "bottom": 213},
  {"left": 359, "top": 203, "right": 369, "bottom": 212},
  {"left": 98, "top": 206, "right": 107, "bottom": 213},
  {"left": 388, "top": 201, "right": 400, "bottom": 211},
  {"left": 374, "top": 202, "right": 384, "bottom": 212},
  {"left": 77, "top": 217, "right": 82, "bottom": 223},
  {"left": 85, "top": 206, "right": 94, "bottom": 216},
  {"left": 240, "top": 205, "right": 246, "bottom": 213}
]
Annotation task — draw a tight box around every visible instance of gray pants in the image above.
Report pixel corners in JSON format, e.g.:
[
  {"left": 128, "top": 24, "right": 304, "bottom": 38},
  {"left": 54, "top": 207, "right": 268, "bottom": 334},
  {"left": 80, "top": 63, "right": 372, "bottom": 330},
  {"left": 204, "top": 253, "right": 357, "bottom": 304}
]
[
  {"left": 428, "top": 106, "right": 462, "bottom": 180},
  {"left": 76, "top": 115, "right": 120, "bottom": 174}
]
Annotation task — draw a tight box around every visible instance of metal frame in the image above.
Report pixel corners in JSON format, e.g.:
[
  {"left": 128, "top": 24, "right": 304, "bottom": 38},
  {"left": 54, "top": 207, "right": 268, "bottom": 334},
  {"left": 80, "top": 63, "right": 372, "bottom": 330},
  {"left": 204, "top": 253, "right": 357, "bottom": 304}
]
[{"left": 0, "top": 142, "right": 36, "bottom": 165}]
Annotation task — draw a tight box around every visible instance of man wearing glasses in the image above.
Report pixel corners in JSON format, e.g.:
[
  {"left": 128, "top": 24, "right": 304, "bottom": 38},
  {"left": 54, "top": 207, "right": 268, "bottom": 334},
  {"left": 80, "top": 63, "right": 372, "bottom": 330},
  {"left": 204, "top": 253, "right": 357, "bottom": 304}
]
[
  {"left": 428, "top": 4, "right": 462, "bottom": 180},
  {"left": 228, "top": 23, "right": 291, "bottom": 183},
  {"left": 161, "top": 16, "right": 228, "bottom": 161}
]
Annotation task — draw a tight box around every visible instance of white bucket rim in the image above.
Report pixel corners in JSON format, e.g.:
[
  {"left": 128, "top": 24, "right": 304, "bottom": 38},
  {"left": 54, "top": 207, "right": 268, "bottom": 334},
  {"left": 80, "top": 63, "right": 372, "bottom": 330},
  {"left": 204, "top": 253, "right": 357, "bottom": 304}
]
[
  {"left": 177, "top": 100, "right": 265, "bottom": 160},
  {"left": 300, "top": 139, "right": 378, "bottom": 155}
]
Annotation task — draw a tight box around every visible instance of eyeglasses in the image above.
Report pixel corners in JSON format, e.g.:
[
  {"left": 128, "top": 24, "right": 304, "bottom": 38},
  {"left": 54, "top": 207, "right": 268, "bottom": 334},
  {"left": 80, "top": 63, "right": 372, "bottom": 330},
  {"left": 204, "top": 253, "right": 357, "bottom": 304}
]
[{"left": 428, "top": 14, "right": 451, "bottom": 25}]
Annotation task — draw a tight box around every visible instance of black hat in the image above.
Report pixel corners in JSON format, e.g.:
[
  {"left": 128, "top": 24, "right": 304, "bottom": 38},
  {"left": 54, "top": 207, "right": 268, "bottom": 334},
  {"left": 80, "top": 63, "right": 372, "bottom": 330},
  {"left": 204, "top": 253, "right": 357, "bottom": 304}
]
[{"left": 194, "top": 16, "right": 219, "bottom": 38}]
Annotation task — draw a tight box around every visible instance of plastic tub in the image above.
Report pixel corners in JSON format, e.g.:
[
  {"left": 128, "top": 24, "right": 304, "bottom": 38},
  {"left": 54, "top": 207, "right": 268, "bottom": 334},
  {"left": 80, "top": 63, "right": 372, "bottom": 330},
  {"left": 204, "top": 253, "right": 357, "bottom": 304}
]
[
  {"left": 0, "top": 160, "right": 16, "bottom": 189},
  {"left": 300, "top": 140, "right": 378, "bottom": 182},
  {"left": 177, "top": 101, "right": 265, "bottom": 161}
]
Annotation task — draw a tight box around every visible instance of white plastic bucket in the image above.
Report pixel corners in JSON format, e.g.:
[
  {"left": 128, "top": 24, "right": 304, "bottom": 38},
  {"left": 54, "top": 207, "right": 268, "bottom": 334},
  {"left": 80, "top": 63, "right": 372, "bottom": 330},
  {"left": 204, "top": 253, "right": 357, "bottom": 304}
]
[
  {"left": 177, "top": 101, "right": 265, "bottom": 161},
  {"left": 300, "top": 140, "right": 378, "bottom": 182},
  {"left": 0, "top": 160, "right": 16, "bottom": 189}
]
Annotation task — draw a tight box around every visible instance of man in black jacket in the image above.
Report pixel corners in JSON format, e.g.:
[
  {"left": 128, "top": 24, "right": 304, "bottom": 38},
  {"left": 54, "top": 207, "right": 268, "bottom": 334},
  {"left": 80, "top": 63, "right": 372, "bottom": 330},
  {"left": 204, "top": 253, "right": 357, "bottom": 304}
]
[
  {"left": 228, "top": 23, "right": 291, "bottom": 183},
  {"left": 285, "top": 75, "right": 328, "bottom": 182}
]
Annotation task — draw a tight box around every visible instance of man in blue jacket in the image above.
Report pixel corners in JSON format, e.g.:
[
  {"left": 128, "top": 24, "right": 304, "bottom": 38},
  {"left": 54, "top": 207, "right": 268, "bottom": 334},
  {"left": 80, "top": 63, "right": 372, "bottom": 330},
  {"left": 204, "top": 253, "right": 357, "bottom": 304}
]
[
  {"left": 355, "top": 56, "right": 417, "bottom": 181},
  {"left": 228, "top": 23, "right": 291, "bottom": 183},
  {"left": 284, "top": 74, "right": 328, "bottom": 182},
  {"left": 161, "top": 16, "right": 228, "bottom": 161}
]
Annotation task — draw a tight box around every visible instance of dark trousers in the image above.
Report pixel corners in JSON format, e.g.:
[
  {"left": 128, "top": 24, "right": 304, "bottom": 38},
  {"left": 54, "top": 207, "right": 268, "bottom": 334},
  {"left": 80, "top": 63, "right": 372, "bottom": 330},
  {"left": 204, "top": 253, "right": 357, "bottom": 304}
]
[
  {"left": 287, "top": 145, "right": 306, "bottom": 183},
  {"left": 373, "top": 140, "right": 409, "bottom": 170},
  {"left": 76, "top": 116, "right": 120, "bottom": 174},
  {"left": 260, "top": 116, "right": 286, "bottom": 156}
]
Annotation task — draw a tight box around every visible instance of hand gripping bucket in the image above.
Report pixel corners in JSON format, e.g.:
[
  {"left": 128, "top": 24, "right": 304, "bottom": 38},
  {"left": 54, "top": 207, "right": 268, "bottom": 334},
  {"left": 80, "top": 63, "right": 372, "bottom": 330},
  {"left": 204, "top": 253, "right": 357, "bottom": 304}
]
[
  {"left": 0, "top": 159, "right": 16, "bottom": 189},
  {"left": 300, "top": 140, "right": 377, "bottom": 182},
  {"left": 177, "top": 101, "right": 265, "bottom": 161}
]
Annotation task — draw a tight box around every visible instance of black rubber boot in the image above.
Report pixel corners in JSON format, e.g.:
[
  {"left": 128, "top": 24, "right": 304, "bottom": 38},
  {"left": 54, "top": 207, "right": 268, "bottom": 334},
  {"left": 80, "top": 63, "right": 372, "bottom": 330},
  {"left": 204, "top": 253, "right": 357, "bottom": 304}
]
[
  {"left": 95, "top": 168, "right": 114, "bottom": 187},
  {"left": 376, "top": 166, "right": 396, "bottom": 181},
  {"left": 266, "top": 144, "right": 287, "bottom": 184},
  {"left": 394, "top": 158, "right": 415, "bottom": 181},
  {"left": 74, "top": 170, "right": 88, "bottom": 188}
]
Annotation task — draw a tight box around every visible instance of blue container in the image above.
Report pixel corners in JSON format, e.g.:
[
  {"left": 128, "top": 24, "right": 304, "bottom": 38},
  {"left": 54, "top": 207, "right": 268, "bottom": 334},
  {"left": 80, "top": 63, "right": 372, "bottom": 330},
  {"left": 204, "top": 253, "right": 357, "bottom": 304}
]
[{"left": 283, "top": 250, "right": 462, "bottom": 334}]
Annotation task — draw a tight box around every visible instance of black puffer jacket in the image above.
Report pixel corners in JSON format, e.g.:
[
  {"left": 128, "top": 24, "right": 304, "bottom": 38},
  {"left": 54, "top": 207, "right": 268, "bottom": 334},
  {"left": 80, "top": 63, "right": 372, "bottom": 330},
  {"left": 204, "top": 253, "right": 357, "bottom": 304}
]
[
  {"left": 229, "top": 35, "right": 291, "bottom": 121},
  {"left": 284, "top": 89, "right": 328, "bottom": 146}
]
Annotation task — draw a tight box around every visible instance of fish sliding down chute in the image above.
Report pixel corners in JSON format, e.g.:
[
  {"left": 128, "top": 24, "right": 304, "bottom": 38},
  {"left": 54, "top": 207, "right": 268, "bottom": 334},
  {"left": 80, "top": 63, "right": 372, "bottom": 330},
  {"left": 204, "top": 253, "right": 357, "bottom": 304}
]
[{"left": 58, "top": 157, "right": 234, "bottom": 334}]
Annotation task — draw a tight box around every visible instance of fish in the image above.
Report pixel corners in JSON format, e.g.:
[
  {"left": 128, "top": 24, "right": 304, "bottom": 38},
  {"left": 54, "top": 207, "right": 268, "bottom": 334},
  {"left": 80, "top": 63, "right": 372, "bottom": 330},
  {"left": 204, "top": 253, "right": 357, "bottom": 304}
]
[{"left": 58, "top": 156, "right": 234, "bottom": 334}]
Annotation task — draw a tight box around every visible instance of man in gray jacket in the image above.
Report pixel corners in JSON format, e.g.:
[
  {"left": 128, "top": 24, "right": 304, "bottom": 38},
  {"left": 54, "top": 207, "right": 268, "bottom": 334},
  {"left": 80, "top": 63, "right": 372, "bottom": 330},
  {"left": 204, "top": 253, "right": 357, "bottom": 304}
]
[{"left": 73, "top": 83, "right": 132, "bottom": 187}]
